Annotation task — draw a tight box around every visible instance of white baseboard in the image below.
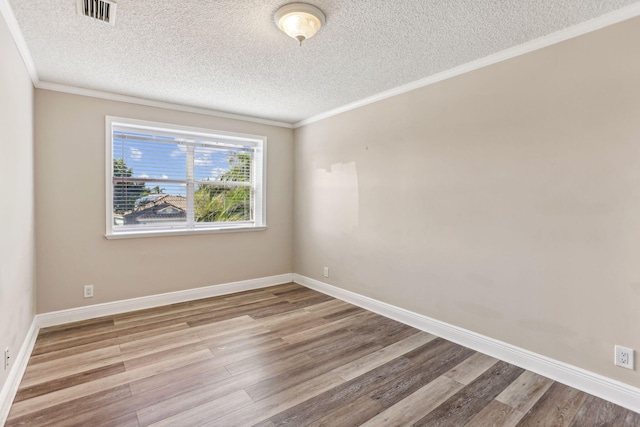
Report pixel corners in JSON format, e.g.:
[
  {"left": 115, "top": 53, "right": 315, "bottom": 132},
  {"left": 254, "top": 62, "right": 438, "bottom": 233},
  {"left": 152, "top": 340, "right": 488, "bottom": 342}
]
[
  {"left": 37, "top": 273, "right": 294, "bottom": 328},
  {"left": 0, "top": 273, "right": 293, "bottom": 424},
  {"left": 294, "top": 273, "right": 640, "bottom": 414},
  {"left": 0, "top": 317, "right": 39, "bottom": 426},
  {"left": 6, "top": 273, "right": 638, "bottom": 422}
]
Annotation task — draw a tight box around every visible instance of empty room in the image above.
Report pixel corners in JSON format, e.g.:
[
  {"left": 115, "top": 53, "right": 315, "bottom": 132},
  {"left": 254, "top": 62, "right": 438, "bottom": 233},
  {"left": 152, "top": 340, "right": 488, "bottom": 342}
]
[{"left": 1, "top": 0, "right": 640, "bottom": 425}]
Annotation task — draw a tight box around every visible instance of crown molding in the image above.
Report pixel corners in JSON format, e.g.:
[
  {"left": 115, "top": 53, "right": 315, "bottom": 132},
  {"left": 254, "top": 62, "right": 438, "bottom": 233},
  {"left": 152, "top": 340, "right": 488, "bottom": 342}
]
[
  {"left": 0, "top": 0, "right": 39, "bottom": 84},
  {"left": 1, "top": 0, "right": 292, "bottom": 129},
  {"left": 5, "top": 0, "right": 640, "bottom": 132},
  {"left": 294, "top": 2, "right": 640, "bottom": 128},
  {"left": 35, "top": 81, "right": 295, "bottom": 129}
]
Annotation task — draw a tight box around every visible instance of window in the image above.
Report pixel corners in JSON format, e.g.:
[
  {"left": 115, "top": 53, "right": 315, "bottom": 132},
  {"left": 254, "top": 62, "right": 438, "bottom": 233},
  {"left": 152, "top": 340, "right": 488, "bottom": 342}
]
[{"left": 106, "top": 117, "right": 266, "bottom": 239}]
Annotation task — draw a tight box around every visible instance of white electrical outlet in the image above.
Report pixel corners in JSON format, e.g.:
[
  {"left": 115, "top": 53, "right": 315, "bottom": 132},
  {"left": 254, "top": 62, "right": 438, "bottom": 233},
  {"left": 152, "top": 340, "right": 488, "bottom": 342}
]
[
  {"left": 4, "top": 348, "right": 9, "bottom": 370},
  {"left": 84, "top": 284, "right": 94, "bottom": 298},
  {"left": 615, "top": 345, "right": 634, "bottom": 370},
  {"left": 323, "top": 267, "right": 329, "bottom": 278}
]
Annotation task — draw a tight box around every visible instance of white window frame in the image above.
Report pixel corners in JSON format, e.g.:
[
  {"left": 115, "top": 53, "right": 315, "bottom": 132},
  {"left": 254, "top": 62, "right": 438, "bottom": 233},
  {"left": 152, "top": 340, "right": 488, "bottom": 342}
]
[{"left": 105, "top": 116, "right": 266, "bottom": 239}]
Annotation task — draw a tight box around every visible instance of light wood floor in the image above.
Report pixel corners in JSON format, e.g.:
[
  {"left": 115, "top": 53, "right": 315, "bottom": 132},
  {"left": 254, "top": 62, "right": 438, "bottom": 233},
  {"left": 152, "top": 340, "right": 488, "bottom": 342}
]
[{"left": 6, "top": 283, "right": 639, "bottom": 426}]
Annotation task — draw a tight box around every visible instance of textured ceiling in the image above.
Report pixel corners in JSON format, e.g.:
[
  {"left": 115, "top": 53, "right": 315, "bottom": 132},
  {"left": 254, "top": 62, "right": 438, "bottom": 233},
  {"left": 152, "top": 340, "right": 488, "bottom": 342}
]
[{"left": 8, "top": 0, "right": 640, "bottom": 124}]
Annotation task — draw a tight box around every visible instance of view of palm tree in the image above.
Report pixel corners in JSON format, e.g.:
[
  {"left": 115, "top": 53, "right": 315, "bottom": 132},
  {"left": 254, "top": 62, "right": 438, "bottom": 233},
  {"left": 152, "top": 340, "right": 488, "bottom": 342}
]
[{"left": 195, "top": 153, "right": 252, "bottom": 222}]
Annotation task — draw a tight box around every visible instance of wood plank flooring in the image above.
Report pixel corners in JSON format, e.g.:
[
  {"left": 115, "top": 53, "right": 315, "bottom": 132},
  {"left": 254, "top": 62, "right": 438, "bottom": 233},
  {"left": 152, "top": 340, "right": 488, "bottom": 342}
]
[{"left": 6, "top": 283, "right": 639, "bottom": 426}]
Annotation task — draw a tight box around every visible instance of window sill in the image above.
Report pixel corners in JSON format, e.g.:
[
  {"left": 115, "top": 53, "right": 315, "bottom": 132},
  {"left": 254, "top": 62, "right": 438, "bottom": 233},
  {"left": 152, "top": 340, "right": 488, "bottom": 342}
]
[{"left": 105, "top": 226, "right": 267, "bottom": 240}]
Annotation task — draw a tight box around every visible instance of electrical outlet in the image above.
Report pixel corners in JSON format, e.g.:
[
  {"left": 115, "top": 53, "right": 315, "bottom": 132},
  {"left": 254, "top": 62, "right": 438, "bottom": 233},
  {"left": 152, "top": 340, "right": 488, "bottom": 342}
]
[
  {"left": 615, "top": 345, "right": 634, "bottom": 370},
  {"left": 84, "top": 284, "right": 94, "bottom": 298},
  {"left": 323, "top": 267, "right": 329, "bottom": 278},
  {"left": 4, "top": 348, "right": 9, "bottom": 370}
]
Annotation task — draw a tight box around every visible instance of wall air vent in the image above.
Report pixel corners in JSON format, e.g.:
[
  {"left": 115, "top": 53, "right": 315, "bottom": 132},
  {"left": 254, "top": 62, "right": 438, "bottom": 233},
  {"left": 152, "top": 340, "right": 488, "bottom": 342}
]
[{"left": 76, "top": 0, "right": 117, "bottom": 25}]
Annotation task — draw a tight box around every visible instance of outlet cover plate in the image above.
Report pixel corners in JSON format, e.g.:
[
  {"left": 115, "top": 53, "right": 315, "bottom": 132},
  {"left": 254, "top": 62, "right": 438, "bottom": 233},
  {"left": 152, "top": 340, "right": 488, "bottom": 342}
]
[
  {"left": 615, "top": 345, "right": 634, "bottom": 369},
  {"left": 84, "top": 284, "right": 94, "bottom": 298}
]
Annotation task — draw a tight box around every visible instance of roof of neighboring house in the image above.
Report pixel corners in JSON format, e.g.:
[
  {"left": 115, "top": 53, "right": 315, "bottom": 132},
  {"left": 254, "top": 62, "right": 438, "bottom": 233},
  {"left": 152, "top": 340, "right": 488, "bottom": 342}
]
[
  {"left": 124, "top": 195, "right": 187, "bottom": 224},
  {"left": 137, "top": 195, "right": 187, "bottom": 211}
]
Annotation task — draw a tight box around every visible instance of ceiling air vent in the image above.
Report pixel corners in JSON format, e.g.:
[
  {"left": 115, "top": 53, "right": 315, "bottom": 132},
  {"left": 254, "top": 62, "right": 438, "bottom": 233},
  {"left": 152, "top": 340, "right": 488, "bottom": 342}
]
[{"left": 76, "top": 0, "right": 117, "bottom": 25}]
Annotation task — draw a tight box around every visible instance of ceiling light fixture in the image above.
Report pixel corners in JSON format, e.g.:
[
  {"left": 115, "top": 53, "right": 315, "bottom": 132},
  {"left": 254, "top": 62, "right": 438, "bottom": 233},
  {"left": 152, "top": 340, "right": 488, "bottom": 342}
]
[{"left": 274, "top": 3, "right": 326, "bottom": 46}]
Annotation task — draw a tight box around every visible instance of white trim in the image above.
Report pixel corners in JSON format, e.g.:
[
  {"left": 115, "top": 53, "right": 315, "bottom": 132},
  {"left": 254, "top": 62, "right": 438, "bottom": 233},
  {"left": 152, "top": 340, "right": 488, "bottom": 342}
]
[
  {"left": 105, "top": 114, "right": 113, "bottom": 236},
  {"left": 293, "top": 274, "right": 640, "bottom": 414},
  {"left": 106, "top": 115, "right": 273, "bottom": 142},
  {"left": 105, "top": 225, "right": 267, "bottom": 240},
  {"left": 37, "top": 81, "right": 293, "bottom": 129},
  {"left": 0, "top": 0, "right": 39, "bottom": 84},
  {"left": 38, "top": 273, "right": 293, "bottom": 328},
  {"left": 294, "top": 3, "right": 640, "bottom": 128},
  {"left": 0, "top": 318, "right": 39, "bottom": 426}
]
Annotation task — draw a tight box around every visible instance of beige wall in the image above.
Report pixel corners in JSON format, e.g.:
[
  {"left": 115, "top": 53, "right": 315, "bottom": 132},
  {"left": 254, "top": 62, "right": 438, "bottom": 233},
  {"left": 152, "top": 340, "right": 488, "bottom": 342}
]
[
  {"left": 35, "top": 90, "right": 293, "bottom": 312},
  {"left": 0, "top": 13, "right": 35, "bottom": 391},
  {"left": 294, "top": 16, "right": 640, "bottom": 387}
]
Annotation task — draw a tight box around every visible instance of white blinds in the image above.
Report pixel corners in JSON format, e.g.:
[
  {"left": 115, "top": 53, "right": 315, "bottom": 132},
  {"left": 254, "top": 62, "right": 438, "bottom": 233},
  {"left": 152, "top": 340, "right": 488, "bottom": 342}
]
[{"left": 110, "top": 121, "right": 261, "bottom": 233}]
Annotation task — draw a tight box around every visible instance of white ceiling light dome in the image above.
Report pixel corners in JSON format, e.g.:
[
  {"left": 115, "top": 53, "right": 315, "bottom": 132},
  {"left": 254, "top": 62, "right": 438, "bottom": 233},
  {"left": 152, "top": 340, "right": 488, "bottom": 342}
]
[{"left": 275, "top": 3, "right": 326, "bottom": 46}]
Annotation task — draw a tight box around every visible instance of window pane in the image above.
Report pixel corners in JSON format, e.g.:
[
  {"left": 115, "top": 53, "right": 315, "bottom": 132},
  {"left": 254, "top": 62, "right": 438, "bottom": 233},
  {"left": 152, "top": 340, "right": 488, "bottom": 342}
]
[
  {"left": 193, "top": 144, "right": 252, "bottom": 182},
  {"left": 112, "top": 178, "right": 147, "bottom": 214},
  {"left": 194, "top": 182, "right": 251, "bottom": 223},
  {"left": 113, "top": 131, "right": 187, "bottom": 182},
  {"left": 194, "top": 148, "right": 253, "bottom": 224},
  {"left": 115, "top": 184, "right": 187, "bottom": 227},
  {"left": 112, "top": 131, "right": 188, "bottom": 228}
]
